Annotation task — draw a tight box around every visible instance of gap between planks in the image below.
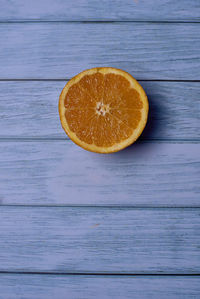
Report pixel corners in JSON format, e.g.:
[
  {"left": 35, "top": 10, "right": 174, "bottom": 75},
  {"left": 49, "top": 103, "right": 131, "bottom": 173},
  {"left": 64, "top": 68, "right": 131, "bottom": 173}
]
[
  {"left": 0, "top": 79, "right": 200, "bottom": 82},
  {"left": 0, "top": 138, "right": 199, "bottom": 143},
  {"left": 0, "top": 20, "right": 200, "bottom": 24},
  {"left": 1, "top": 205, "right": 200, "bottom": 208},
  {"left": 0, "top": 271, "right": 200, "bottom": 276}
]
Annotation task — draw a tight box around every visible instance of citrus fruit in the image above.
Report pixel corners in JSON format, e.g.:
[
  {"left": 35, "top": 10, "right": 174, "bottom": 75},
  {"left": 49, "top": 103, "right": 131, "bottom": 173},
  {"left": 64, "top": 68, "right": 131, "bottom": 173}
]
[{"left": 59, "top": 67, "right": 148, "bottom": 153}]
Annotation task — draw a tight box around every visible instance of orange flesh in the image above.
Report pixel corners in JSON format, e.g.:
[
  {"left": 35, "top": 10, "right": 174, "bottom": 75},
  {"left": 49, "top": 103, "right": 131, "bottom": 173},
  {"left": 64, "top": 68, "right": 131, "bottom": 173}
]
[{"left": 64, "top": 73, "right": 144, "bottom": 148}]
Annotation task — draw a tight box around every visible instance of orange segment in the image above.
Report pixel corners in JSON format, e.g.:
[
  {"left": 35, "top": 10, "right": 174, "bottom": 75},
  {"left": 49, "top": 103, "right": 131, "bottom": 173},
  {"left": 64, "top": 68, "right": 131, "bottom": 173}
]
[
  {"left": 79, "top": 73, "right": 105, "bottom": 101},
  {"left": 59, "top": 67, "right": 149, "bottom": 153}
]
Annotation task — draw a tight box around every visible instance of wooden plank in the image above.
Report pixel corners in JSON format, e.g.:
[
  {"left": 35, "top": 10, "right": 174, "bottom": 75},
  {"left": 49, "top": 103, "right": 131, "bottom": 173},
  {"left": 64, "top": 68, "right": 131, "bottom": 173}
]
[
  {"left": 0, "top": 274, "right": 200, "bottom": 299},
  {"left": 0, "top": 23, "right": 199, "bottom": 80},
  {"left": 0, "top": 142, "right": 199, "bottom": 206},
  {"left": 1, "top": 81, "right": 200, "bottom": 140},
  {"left": 0, "top": 0, "right": 199, "bottom": 22},
  {"left": 0, "top": 207, "right": 199, "bottom": 273}
]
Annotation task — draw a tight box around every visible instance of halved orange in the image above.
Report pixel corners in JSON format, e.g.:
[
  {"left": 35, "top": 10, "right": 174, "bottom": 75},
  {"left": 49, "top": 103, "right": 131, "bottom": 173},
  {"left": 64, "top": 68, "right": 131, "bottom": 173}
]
[{"left": 59, "top": 67, "right": 148, "bottom": 153}]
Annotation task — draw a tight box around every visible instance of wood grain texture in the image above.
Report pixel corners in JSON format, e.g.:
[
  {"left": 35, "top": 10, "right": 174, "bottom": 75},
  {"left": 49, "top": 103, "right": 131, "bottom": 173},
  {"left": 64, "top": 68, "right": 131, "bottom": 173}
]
[
  {"left": 0, "top": 1, "right": 199, "bottom": 296},
  {"left": 0, "top": 207, "right": 200, "bottom": 273},
  {"left": 0, "top": 0, "right": 199, "bottom": 22},
  {"left": 0, "top": 142, "right": 199, "bottom": 206},
  {"left": 0, "top": 23, "right": 199, "bottom": 80},
  {"left": 1, "top": 81, "right": 200, "bottom": 140},
  {"left": 0, "top": 274, "right": 200, "bottom": 299}
]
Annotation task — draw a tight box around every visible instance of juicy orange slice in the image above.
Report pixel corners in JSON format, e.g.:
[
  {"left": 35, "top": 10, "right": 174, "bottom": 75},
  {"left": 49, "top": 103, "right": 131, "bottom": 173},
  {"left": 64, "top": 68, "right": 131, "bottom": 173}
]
[{"left": 59, "top": 67, "right": 148, "bottom": 153}]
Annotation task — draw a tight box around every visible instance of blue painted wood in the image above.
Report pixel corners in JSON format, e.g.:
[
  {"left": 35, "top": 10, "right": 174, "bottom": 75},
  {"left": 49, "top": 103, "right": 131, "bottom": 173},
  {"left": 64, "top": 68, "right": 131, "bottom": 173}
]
[
  {"left": 0, "top": 23, "right": 199, "bottom": 80},
  {"left": 0, "top": 1, "right": 199, "bottom": 296},
  {"left": 0, "top": 0, "right": 199, "bottom": 22},
  {"left": 0, "top": 274, "right": 199, "bottom": 299},
  {"left": 0, "top": 81, "right": 199, "bottom": 140},
  {"left": 0, "top": 207, "right": 199, "bottom": 273},
  {"left": 0, "top": 141, "right": 199, "bottom": 206}
]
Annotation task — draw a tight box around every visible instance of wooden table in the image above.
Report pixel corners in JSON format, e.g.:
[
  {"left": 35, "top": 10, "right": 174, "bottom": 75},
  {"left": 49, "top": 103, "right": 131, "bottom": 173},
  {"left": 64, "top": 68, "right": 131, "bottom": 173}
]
[{"left": 0, "top": 1, "right": 200, "bottom": 298}]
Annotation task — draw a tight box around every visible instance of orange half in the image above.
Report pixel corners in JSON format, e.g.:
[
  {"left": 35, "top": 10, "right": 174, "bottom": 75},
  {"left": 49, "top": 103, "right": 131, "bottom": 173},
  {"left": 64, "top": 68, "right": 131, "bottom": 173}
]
[{"left": 59, "top": 67, "right": 148, "bottom": 153}]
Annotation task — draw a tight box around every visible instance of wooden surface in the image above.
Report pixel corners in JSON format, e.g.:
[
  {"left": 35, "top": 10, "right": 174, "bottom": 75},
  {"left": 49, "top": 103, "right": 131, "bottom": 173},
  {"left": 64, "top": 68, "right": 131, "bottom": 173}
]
[
  {"left": 0, "top": 207, "right": 200, "bottom": 273},
  {"left": 0, "top": 275, "right": 200, "bottom": 299},
  {"left": 0, "top": 0, "right": 200, "bottom": 298},
  {"left": 0, "top": 0, "right": 199, "bottom": 22},
  {"left": 1, "top": 142, "right": 200, "bottom": 206},
  {"left": 0, "top": 81, "right": 199, "bottom": 140},
  {"left": 0, "top": 23, "right": 200, "bottom": 80}
]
